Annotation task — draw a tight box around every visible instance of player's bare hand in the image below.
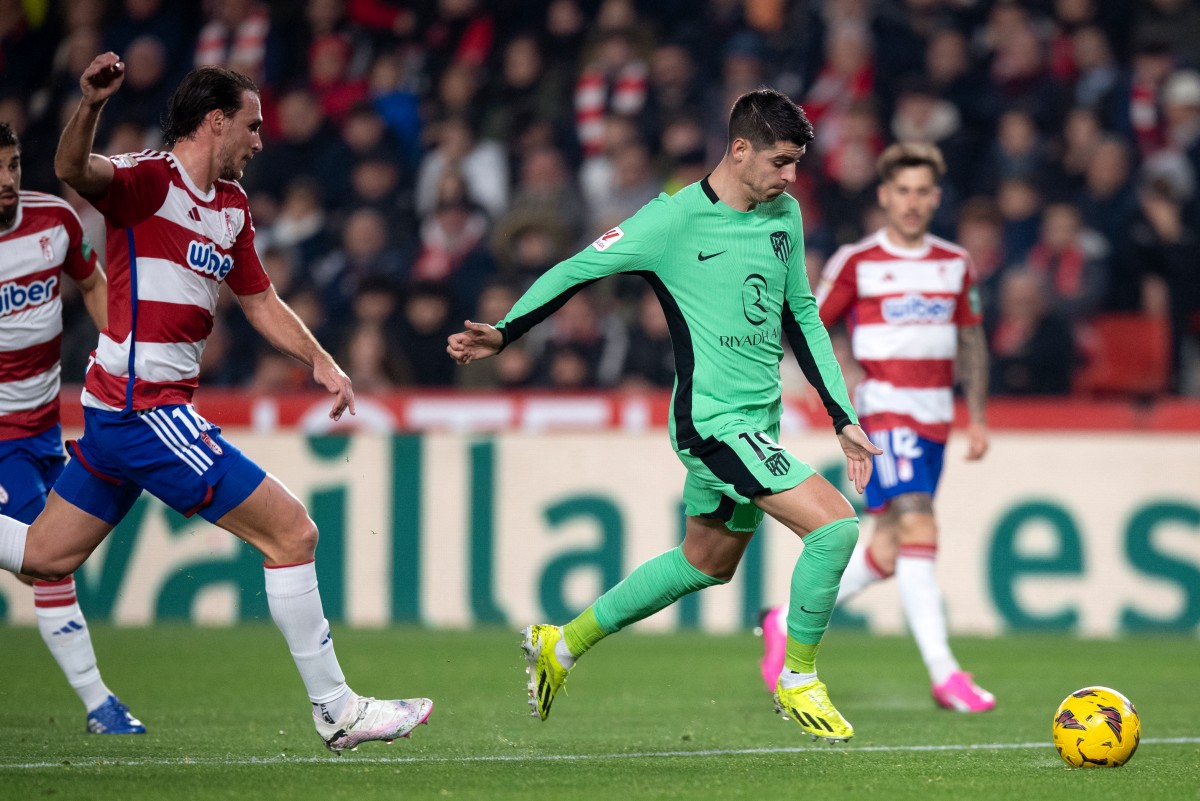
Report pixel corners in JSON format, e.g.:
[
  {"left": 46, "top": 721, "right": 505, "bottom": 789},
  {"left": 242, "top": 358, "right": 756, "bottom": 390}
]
[
  {"left": 447, "top": 320, "right": 503, "bottom": 365},
  {"left": 965, "top": 421, "right": 989, "bottom": 461},
  {"left": 837, "top": 424, "right": 883, "bottom": 494},
  {"left": 313, "top": 355, "right": 355, "bottom": 421},
  {"left": 80, "top": 52, "right": 125, "bottom": 106}
]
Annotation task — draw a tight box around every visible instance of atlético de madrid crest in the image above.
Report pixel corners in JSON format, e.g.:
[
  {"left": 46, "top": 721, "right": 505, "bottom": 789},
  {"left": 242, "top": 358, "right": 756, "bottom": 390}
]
[{"left": 770, "top": 231, "right": 791, "bottom": 264}]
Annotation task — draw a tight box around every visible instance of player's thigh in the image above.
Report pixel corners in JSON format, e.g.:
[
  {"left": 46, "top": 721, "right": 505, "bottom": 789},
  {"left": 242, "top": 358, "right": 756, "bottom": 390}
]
[
  {"left": 22, "top": 489, "right": 118, "bottom": 580},
  {"left": 754, "top": 472, "right": 855, "bottom": 538},
  {"left": 891, "top": 492, "right": 938, "bottom": 546},
  {"left": 681, "top": 514, "right": 753, "bottom": 580},
  {"left": 213, "top": 473, "right": 316, "bottom": 565}
]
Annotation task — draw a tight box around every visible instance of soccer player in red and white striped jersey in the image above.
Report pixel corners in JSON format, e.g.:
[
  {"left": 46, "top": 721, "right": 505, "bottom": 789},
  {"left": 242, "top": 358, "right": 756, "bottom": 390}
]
[
  {"left": 0, "top": 54, "right": 431, "bottom": 751},
  {"left": 0, "top": 122, "right": 145, "bottom": 733},
  {"left": 761, "top": 143, "right": 996, "bottom": 712}
]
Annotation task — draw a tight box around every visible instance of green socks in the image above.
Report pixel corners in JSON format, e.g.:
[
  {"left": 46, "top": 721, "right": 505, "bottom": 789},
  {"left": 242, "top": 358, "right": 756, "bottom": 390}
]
[
  {"left": 785, "top": 517, "right": 859, "bottom": 657},
  {"left": 563, "top": 546, "right": 727, "bottom": 658}
]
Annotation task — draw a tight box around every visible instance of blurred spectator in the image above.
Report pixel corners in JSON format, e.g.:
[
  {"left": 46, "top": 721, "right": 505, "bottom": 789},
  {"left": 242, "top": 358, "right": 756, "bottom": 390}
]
[
  {"left": 996, "top": 176, "right": 1043, "bottom": 264},
  {"left": 342, "top": 323, "right": 405, "bottom": 392},
  {"left": 987, "top": 12, "right": 1068, "bottom": 133},
  {"left": 641, "top": 42, "right": 703, "bottom": 143},
  {"left": 411, "top": 189, "right": 491, "bottom": 300},
  {"left": 1069, "top": 25, "right": 1123, "bottom": 121},
  {"left": 956, "top": 196, "right": 1009, "bottom": 327},
  {"left": 574, "top": 28, "right": 648, "bottom": 159},
  {"left": 308, "top": 32, "right": 369, "bottom": 125},
  {"left": 1076, "top": 136, "right": 1138, "bottom": 309},
  {"left": 1162, "top": 69, "right": 1200, "bottom": 194},
  {"left": 416, "top": 115, "right": 508, "bottom": 219},
  {"left": 1125, "top": 39, "right": 1177, "bottom": 157},
  {"left": 1050, "top": 106, "right": 1103, "bottom": 196},
  {"left": 1133, "top": 174, "right": 1200, "bottom": 392},
  {"left": 988, "top": 269, "right": 1078, "bottom": 395},
  {"left": 422, "top": 0, "right": 494, "bottom": 82},
  {"left": 103, "top": 0, "right": 194, "bottom": 83},
  {"left": 620, "top": 289, "right": 675, "bottom": 389},
  {"left": 310, "top": 207, "right": 408, "bottom": 338},
  {"left": 367, "top": 48, "right": 422, "bottom": 166},
  {"left": 243, "top": 88, "right": 340, "bottom": 201},
  {"left": 393, "top": 281, "right": 459, "bottom": 386},
  {"left": 0, "top": 0, "right": 57, "bottom": 96},
  {"left": 1134, "top": 0, "right": 1200, "bottom": 72},
  {"left": 805, "top": 22, "right": 875, "bottom": 156},
  {"left": 525, "top": 291, "right": 628, "bottom": 388},
  {"left": 194, "top": 0, "right": 281, "bottom": 86},
  {"left": 262, "top": 178, "right": 332, "bottom": 270},
  {"left": 1025, "top": 202, "right": 1110, "bottom": 325},
  {"left": 818, "top": 142, "right": 878, "bottom": 247},
  {"left": 480, "top": 33, "right": 569, "bottom": 145},
  {"left": 100, "top": 35, "right": 173, "bottom": 138},
  {"left": 658, "top": 115, "right": 710, "bottom": 195},
  {"left": 978, "top": 108, "right": 1050, "bottom": 194},
  {"left": 586, "top": 138, "right": 660, "bottom": 235}
]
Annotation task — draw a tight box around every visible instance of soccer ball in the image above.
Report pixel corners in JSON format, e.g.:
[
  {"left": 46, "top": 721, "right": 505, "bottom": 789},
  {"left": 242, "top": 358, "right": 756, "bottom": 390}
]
[{"left": 1051, "top": 686, "right": 1141, "bottom": 768}]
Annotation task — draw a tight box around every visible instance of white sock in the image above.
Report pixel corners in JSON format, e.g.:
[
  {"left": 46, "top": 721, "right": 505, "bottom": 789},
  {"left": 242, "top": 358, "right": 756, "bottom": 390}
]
[
  {"left": 778, "top": 669, "right": 818, "bottom": 688},
  {"left": 0, "top": 515, "right": 28, "bottom": 574},
  {"left": 34, "top": 577, "right": 113, "bottom": 711},
  {"left": 834, "top": 544, "right": 887, "bottom": 607},
  {"left": 553, "top": 631, "right": 576, "bottom": 669},
  {"left": 896, "top": 551, "right": 959, "bottom": 685},
  {"left": 264, "top": 562, "right": 352, "bottom": 722}
]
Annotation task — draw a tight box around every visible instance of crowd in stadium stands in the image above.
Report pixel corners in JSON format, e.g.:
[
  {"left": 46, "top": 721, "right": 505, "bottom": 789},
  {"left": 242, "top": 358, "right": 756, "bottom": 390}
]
[{"left": 4, "top": 0, "right": 1199, "bottom": 397}]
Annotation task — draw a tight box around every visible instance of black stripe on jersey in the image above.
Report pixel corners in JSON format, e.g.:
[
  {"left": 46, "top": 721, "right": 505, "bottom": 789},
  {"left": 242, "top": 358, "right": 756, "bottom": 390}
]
[
  {"left": 632, "top": 271, "right": 701, "bottom": 449},
  {"left": 781, "top": 300, "right": 853, "bottom": 433},
  {"left": 499, "top": 279, "right": 602, "bottom": 348},
  {"left": 688, "top": 435, "right": 770, "bottom": 498},
  {"left": 700, "top": 177, "right": 720, "bottom": 204}
]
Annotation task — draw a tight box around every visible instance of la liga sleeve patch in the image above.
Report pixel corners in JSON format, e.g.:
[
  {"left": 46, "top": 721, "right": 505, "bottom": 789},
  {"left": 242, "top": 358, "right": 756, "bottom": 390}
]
[{"left": 591, "top": 226, "right": 625, "bottom": 252}]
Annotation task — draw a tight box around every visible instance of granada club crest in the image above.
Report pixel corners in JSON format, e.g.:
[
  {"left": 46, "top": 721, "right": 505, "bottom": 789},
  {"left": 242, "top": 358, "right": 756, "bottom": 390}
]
[
  {"left": 40, "top": 235, "right": 53, "bottom": 263},
  {"left": 199, "top": 431, "right": 224, "bottom": 455},
  {"left": 770, "top": 231, "right": 791, "bottom": 264}
]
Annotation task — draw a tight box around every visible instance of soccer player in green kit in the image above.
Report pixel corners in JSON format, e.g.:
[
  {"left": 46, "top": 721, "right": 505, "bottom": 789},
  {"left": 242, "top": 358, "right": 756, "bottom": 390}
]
[{"left": 446, "top": 89, "right": 881, "bottom": 742}]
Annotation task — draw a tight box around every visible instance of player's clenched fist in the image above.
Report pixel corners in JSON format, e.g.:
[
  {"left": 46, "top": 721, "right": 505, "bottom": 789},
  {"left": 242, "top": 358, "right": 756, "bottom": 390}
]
[{"left": 80, "top": 52, "right": 125, "bottom": 105}]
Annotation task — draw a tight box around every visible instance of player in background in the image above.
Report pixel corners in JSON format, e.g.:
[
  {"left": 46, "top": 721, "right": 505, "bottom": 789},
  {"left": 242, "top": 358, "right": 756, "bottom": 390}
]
[
  {"left": 0, "top": 122, "right": 145, "bottom": 734},
  {"left": 759, "top": 142, "right": 995, "bottom": 713},
  {"left": 448, "top": 89, "right": 882, "bottom": 743},
  {"left": 0, "top": 54, "right": 432, "bottom": 752}
]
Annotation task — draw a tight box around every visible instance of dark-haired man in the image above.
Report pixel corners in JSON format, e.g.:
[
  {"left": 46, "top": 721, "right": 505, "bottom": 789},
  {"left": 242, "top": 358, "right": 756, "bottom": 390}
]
[
  {"left": 0, "top": 121, "right": 144, "bottom": 734},
  {"left": 448, "top": 88, "right": 880, "bottom": 742},
  {"left": 0, "top": 53, "right": 432, "bottom": 752}
]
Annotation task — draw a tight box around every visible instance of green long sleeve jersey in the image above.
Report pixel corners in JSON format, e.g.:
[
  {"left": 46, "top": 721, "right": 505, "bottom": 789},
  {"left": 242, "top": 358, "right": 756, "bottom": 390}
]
[{"left": 497, "top": 178, "right": 858, "bottom": 452}]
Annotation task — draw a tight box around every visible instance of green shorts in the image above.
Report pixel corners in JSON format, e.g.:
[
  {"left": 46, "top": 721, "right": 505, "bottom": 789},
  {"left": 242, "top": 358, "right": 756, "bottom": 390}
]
[{"left": 677, "top": 423, "right": 816, "bottom": 532}]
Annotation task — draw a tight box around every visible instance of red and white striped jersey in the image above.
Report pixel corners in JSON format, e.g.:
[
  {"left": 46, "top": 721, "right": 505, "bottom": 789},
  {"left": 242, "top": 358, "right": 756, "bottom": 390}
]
[
  {"left": 0, "top": 191, "right": 99, "bottom": 439},
  {"left": 816, "top": 229, "right": 981, "bottom": 443},
  {"left": 81, "top": 151, "right": 270, "bottom": 412}
]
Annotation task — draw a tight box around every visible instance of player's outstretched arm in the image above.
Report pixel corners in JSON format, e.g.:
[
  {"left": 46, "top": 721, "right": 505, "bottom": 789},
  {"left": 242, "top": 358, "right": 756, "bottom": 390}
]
[
  {"left": 239, "top": 286, "right": 355, "bottom": 421},
  {"left": 55, "top": 52, "right": 123, "bottom": 195},
  {"left": 837, "top": 424, "right": 883, "bottom": 495},
  {"left": 446, "top": 320, "right": 504, "bottom": 365}
]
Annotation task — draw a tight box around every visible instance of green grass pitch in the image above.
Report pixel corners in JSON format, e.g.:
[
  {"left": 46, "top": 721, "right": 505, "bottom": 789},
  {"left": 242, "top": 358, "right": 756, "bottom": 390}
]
[{"left": 1, "top": 625, "right": 1197, "bottom": 800}]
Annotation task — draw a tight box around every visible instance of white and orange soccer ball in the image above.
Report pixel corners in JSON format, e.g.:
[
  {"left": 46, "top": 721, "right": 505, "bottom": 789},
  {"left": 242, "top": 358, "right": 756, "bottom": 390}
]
[{"left": 1051, "top": 686, "right": 1141, "bottom": 768}]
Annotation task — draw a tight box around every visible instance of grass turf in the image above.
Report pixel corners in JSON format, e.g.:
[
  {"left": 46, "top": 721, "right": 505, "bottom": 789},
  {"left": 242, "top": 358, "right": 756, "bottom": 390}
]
[{"left": 1, "top": 625, "right": 1196, "bottom": 800}]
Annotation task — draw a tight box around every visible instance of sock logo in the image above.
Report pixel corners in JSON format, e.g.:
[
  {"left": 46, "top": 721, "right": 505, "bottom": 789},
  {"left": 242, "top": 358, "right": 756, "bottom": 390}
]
[
  {"left": 799, "top": 605, "right": 830, "bottom": 615},
  {"left": 319, "top": 630, "right": 332, "bottom": 647},
  {"left": 52, "top": 620, "right": 84, "bottom": 636},
  {"left": 318, "top": 703, "right": 337, "bottom": 724}
]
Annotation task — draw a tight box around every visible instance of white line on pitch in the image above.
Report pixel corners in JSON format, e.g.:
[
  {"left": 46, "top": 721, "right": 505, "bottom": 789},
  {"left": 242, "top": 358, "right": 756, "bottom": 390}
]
[{"left": 2, "top": 738, "right": 1197, "bottom": 770}]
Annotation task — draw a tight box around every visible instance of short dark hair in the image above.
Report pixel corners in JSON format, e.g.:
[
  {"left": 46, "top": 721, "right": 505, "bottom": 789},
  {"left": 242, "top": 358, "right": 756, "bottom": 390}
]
[
  {"left": 727, "top": 88, "right": 815, "bottom": 151},
  {"left": 876, "top": 142, "right": 947, "bottom": 183},
  {"left": 0, "top": 121, "right": 19, "bottom": 151},
  {"left": 162, "top": 67, "right": 259, "bottom": 147}
]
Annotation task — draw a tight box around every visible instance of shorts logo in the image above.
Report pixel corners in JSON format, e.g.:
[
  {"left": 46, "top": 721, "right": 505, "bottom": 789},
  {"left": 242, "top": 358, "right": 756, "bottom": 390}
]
[
  {"left": 591, "top": 226, "right": 625, "bottom": 252},
  {"left": 186, "top": 240, "right": 235, "bottom": 280},
  {"left": 741, "top": 273, "right": 769, "bottom": 326},
  {"left": 39, "top": 235, "right": 54, "bottom": 263},
  {"left": 764, "top": 453, "right": 791, "bottom": 476},
  {"left": 199, "top": 431, "right": 223, "bottom": 455},
  {"left": 0, "top": 483, "right": 8, "bottom": 506},
  {"left": 770, "top": 231, "right": 791, "bottom": 264}
]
